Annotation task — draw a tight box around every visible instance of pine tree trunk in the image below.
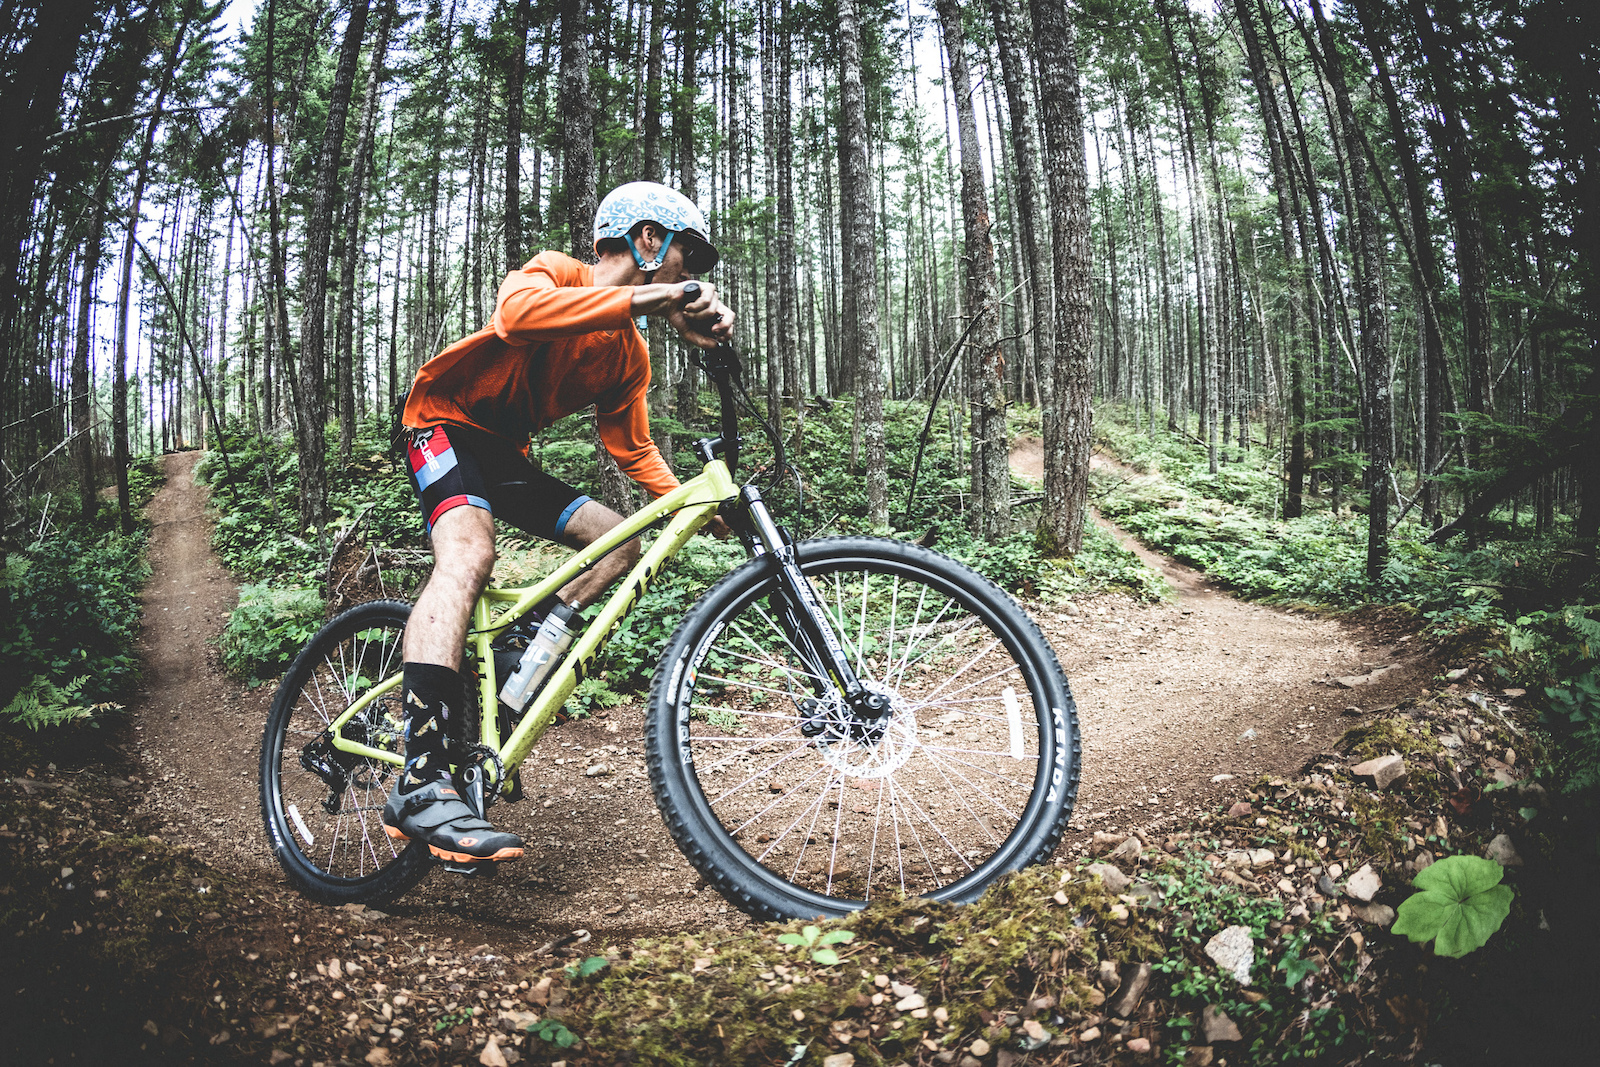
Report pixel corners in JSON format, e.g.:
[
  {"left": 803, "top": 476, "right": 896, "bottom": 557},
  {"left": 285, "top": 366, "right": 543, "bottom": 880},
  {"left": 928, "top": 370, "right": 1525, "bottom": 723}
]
[
  {"left": 1029, "top": 0, "right": 1092, "bottom": 555},
  {"left": 936, "top": 0, "right": 1008, "bottom": 539},
  {"left": 505, "top": 0, "right": 530, "bottom": 269},
  {"left": 836, "top": 0, "right": 886, "bottom": 529},
  {"left": 336, "top": 0, "right": 395, "bottom": 460},
  {"left": 73, "top": 187, "right": 109, "bottom": 523},
  {"left": 1311, "top": 0, "right": 1390, "bottom": 579},
  {"left": 298, "top": 0, "right": 371, "bottom": 538}
]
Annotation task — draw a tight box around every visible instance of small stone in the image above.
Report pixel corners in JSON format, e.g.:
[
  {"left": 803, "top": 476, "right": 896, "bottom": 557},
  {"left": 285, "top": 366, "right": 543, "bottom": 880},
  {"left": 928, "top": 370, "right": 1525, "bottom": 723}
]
[
  {"left": 583, "top": 764, "right": 611, "bottom": 778},
  {"left": 1445, "top": 667, "right": 1470, "bottom": 681},
  {"left": 1186, "top": 1048, "right": 1215, "bottom": 1067},
  {"left": 821, "top": 1055, "right": 856, "bottom": 1067},
  {"left": 1484, "top": 834, "right": 1523, "bottom": 866},
  {"left": 1099, "top": 959, "right": 1121, "bottom": 987},
  {"left": 478, "top": 1035, "right": 508, "bottom": 1067},
  {"left": 1079, "top": 1026, "right": 1102, "bottom": 1042},
  {"left": 1086, "top": 862, "right": 1131, "bottom": 894},
  {"left": 1503, "top": 688, "right": 1526, "bottom": 698},
  {"left": 1210, "top": 773, "right": 1235, "bottom": 783},
  {"left": 895, "top": 993, "right": 926, "bottom": 1012},
  {"left": 1276, "top": 878, "right": 1296, "bottom": 895},
  {"left": 365, "top": 1050, "right": 393, "bottom": 1067},
  {"left": 890, "top": 981, "right": 916, "bottom": 998},
  {"left": 792, "top": 1009, "right": 806, "bottom": 1022},
  {"left": 1350, "top": 754, "right": 1407, "bottom": 790},
  {"left": 1107, "top": 962, "right": 1151, "bottom": 1017},
  {"left": 1350, "top": 902, "right": 1396, "bottom": 927},
  {"left": 1110, "top": 836, "right": 1143, "bottom": 863},
  {"left": 1092, "top": 831, "right": 1128, "bottom": 852},
  {"left": 1226, "top": 801, "right": 1252, "bottom": 818},
  {"left": 1345, "top": 864, "right": 1382, "bottom": 902},
  {"left": 1248, "top": 848, "right": 1275, "bottom": 868},
  {"left": 1127, "top": 1037, "right": 1151, "bottom": 1054},
  {"left": 970, "top": 1038, "right": 991, "bottom": 1056},
  {"left": 1432, "top": 815, "right": 1449, "bottom": 841},
  {"left": 1204, "top": 925, "right": 1255, "bottom": 985},
  {"left": 1201, "top": 1005, "right": 1242, "bottom": 1043}
]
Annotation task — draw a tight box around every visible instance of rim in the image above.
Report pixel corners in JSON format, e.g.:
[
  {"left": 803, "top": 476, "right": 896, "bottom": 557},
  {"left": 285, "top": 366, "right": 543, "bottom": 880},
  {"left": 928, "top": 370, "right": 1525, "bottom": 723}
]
[
  {"left": 270, "top": 614, "right": 411, "bottom": 884},
  {"left": 675, "top": 557, "right": 1054, "bottom": 907}
]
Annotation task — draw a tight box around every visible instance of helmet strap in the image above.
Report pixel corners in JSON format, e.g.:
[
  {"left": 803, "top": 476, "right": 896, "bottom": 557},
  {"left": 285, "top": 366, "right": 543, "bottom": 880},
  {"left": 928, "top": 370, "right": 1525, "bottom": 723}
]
[{"left": 625, "top": 230, "right": 676, "bottom": 274}]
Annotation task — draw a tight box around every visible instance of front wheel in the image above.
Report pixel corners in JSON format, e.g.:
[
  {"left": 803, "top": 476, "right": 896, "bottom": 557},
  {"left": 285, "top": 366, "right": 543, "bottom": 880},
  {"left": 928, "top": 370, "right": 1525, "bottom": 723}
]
[
  {"left": 259, "top": 599, "right": 432, "bottom": 904},
  {"left": 646, "top": 536, "right": 1080, "bottom": 921}
]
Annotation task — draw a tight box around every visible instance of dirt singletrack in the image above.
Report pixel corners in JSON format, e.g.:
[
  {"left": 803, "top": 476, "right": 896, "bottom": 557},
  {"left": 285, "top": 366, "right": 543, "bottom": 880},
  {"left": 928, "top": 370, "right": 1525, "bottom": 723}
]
[{"left": 127, "top": 447, "right": 1430, "bottom": 949}]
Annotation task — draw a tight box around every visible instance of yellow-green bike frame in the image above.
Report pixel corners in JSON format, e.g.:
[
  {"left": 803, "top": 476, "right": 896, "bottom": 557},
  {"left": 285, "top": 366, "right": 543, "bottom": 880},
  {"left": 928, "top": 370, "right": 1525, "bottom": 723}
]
[{"left": 322, "top": 457, "right": 738, "bottom": 790}]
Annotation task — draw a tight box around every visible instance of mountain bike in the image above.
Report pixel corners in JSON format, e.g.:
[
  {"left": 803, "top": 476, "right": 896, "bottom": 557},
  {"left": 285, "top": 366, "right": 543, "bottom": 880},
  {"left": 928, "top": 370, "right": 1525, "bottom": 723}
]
[{"left": 259, "top": 311, "right": 1081, "bottom": 922}]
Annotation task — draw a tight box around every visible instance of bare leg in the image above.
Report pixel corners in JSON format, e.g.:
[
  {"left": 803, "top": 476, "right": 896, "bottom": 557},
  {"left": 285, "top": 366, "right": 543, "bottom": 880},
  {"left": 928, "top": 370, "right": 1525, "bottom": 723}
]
[
  {"left": 404, "top": 505, "right": 496, "bottom": 667},
  {"left": 554, "top": 499, "right": 640, "bottom": 607}
]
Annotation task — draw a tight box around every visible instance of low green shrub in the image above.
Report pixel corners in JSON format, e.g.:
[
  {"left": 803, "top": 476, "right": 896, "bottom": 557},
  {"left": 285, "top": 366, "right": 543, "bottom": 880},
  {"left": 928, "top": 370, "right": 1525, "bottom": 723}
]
[
  {"left": 0, "top": 530, "right": 148, "bottom": 726},
  {"left": 219, "top": 582, "right": 325, "bottom": 684}
]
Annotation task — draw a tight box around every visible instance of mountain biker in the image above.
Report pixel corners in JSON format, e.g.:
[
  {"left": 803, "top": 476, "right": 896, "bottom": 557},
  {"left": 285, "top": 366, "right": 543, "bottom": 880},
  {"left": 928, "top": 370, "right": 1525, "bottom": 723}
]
[{"left": 382, "top": 181, "right": 734, "bottom": 866}]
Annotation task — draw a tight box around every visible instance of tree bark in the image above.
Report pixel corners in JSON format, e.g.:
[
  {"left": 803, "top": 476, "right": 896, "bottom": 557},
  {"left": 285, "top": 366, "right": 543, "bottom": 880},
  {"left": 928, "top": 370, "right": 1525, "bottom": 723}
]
[
  {"left": 504, "top": 0, "right": 531, "bottom": 269},
  {"left": 336, "top": 0, "right": 396, "bottom": 461},
  {"left": 112, "top": 0, "right": 198, "bottom": 533},
  {"left": 836, "top": 0, "right": 886, "bottom": 529},
  {"left": 1029, "top": 0, "right": 1092, "bottom": 554},
  {"left": 936, "top": 0, "right": 1008, "bottom": 539},
  {"left": 297, "top": 0, "right": 371, "bottom": 537},
  {"left": 1310, "top": 0, "right": 1390, "bottom": 580}
]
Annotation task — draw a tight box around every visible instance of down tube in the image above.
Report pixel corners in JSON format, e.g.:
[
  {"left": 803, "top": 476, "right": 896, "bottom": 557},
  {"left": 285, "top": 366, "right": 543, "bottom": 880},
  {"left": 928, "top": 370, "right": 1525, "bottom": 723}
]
[{"left": 497, "top": 498, "right": 723, "bottom": 773}]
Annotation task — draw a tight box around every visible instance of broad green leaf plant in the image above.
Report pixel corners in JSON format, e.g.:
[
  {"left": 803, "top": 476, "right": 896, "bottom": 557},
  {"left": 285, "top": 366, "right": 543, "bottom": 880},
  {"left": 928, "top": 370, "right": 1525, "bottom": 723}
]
[
  {"left": 777, "top": 925, "right": 855, "bottom": 966},
  {"left": 1391, "top": 855, "right": 1513, "bottom": 958}
]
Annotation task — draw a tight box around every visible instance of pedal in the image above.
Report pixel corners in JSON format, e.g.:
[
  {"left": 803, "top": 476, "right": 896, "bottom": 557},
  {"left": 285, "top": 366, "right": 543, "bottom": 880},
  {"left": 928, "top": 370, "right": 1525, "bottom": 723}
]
[{"left": 440, "top": 859, "right": 499, "bottom": 879}]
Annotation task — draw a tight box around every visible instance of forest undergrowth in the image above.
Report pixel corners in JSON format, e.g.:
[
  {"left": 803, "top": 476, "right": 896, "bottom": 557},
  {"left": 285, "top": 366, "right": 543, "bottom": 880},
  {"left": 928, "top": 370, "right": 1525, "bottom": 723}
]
[{"left": 5, "top": 400, "right": 1600, "bottom": 1064}]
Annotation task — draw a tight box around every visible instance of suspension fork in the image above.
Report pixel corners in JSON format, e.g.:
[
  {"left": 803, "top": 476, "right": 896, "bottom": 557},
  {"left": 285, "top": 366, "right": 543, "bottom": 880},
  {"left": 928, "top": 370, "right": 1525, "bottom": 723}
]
[{"left": 728, "top": 485, "right": 891, "bottom": 720}]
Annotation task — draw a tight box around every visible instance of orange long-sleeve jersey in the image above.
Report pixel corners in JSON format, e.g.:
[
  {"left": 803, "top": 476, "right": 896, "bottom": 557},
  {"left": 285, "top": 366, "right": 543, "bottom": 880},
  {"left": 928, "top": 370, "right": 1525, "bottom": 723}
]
[{"left": 402, "top": 251, "right": 679, "bottom": 500}]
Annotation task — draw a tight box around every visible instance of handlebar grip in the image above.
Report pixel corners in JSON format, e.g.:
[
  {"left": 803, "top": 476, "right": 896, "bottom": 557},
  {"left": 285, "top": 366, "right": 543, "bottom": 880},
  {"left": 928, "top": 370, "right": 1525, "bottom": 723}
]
[{"left": 681, "top": 281, "right": 701, "bottom": 303}]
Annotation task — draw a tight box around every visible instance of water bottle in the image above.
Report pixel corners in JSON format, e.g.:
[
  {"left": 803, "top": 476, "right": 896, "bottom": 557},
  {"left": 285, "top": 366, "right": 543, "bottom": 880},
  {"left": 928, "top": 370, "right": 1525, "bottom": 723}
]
[{"left": 498, "top": 601, "right": 580, "bottom": 712}]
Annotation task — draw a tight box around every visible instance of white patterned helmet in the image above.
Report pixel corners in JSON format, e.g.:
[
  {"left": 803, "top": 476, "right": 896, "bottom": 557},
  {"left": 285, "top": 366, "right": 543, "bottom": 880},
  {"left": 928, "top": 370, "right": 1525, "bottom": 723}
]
[{"left": 593, "top": 181, "right": 719, "bottom": 273}]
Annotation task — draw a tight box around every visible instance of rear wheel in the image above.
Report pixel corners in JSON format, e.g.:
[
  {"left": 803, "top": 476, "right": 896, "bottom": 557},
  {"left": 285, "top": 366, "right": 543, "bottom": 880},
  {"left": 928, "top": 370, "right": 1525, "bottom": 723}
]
[
  {"left": 646, "top": 536, "right": 1080, "bottom": 921},
  {"left": 259, "top": 600, "right": 431, "bottom": 904}
]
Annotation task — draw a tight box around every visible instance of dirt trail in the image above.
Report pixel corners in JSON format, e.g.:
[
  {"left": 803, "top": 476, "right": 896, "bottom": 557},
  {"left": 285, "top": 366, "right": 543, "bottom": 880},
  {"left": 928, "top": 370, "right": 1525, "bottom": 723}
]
[
  {"left": 1008, "top": 435, "right": 1427, "bottom": 834},
  {"left": 129, "top": 447, "right": 1429, "bottom": 948}
]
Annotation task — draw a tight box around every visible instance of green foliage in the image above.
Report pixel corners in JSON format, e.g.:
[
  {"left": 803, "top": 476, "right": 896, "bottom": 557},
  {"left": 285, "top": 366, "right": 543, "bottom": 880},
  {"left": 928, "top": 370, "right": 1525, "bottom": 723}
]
[
  {"left": 566, "top": 955, "right": 610, "bottom": 979},
  {"left": 219, "top": 583, "right": 324, "bottom": 683},
  {"left": 775, "top": 924, "right": 855, "bottom": 966},
  {"left": 433, "top": 1009, "right": 473, "bottom": 1033},
  {"left": 1391, "top": 855, "right": 1513, "bottom": 958},
  {"left": 2, "top": 674, "right": 106, "bottom": 730},
  {"left": 0, "top": 530, "right": 148, "bottom": 723},
  {"left": 199, "top": 417, "right": 422, "bottom": 585},
  {"left": 1149, "top": 853, "right": 1356, "bottom": 1062},
  {"left": 526, "top": 1017, "right": 579, "bottom": 1048}
]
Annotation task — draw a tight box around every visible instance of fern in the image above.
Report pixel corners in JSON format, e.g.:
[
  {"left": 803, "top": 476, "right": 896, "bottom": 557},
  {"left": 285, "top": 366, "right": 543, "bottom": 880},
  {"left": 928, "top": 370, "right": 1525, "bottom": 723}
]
[{"left": 2, "top": 674, "right": 112, "bottom": 730}]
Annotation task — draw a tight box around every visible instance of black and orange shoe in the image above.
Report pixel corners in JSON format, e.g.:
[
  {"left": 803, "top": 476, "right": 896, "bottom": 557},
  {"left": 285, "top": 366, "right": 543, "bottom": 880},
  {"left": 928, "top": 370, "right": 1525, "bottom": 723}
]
[{"left": 382, "top": 777, "right": 524, "bottom": 864}]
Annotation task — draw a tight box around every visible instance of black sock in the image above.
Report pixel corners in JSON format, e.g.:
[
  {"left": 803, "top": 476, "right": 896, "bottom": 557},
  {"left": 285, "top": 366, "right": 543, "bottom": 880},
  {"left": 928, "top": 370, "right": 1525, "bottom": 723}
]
[{"left": 400, "top": 662, "right": 461, "bottom": 793}]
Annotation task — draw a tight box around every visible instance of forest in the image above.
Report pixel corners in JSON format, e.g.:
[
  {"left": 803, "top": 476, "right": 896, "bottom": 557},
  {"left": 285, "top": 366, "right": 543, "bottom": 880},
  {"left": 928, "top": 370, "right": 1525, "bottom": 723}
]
[
  {"left": 2, "top": 0, "right": 1599, "bottom": 1063},
  {"left": 0, "top": 0, "right": 1592, "bottom": 564}
]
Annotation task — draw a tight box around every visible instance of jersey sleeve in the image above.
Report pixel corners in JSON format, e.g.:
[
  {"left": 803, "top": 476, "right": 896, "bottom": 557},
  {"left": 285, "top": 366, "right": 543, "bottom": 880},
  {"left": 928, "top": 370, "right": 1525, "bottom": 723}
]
[{"left": 493, "top": 252, "right": 635, "bottom": 344}]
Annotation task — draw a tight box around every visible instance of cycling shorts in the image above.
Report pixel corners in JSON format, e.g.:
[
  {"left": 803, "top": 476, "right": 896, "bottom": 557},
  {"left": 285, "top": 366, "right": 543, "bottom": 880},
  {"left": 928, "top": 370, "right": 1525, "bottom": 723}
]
[{"left": 404, "top": 423, "right": 592, "bottom": 543}]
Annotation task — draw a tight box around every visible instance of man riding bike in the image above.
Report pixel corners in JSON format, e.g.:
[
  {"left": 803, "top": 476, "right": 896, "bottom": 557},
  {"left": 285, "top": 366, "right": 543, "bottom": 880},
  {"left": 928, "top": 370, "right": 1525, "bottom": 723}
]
[{"left": 382, "top": 181, "right": 735, "bottom": 865}]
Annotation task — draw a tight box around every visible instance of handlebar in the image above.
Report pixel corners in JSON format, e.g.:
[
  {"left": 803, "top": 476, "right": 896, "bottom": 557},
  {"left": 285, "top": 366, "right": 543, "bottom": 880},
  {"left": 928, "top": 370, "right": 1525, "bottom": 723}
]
[{"left": 677, "top": 282, "right": 790, "bottom": 498}]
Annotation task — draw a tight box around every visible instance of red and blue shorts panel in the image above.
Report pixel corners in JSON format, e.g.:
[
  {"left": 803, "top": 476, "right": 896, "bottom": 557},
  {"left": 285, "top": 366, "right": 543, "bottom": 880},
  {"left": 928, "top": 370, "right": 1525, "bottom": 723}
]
[{"left": 404, "top": 424, "right": 592, "bottom": 542}]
